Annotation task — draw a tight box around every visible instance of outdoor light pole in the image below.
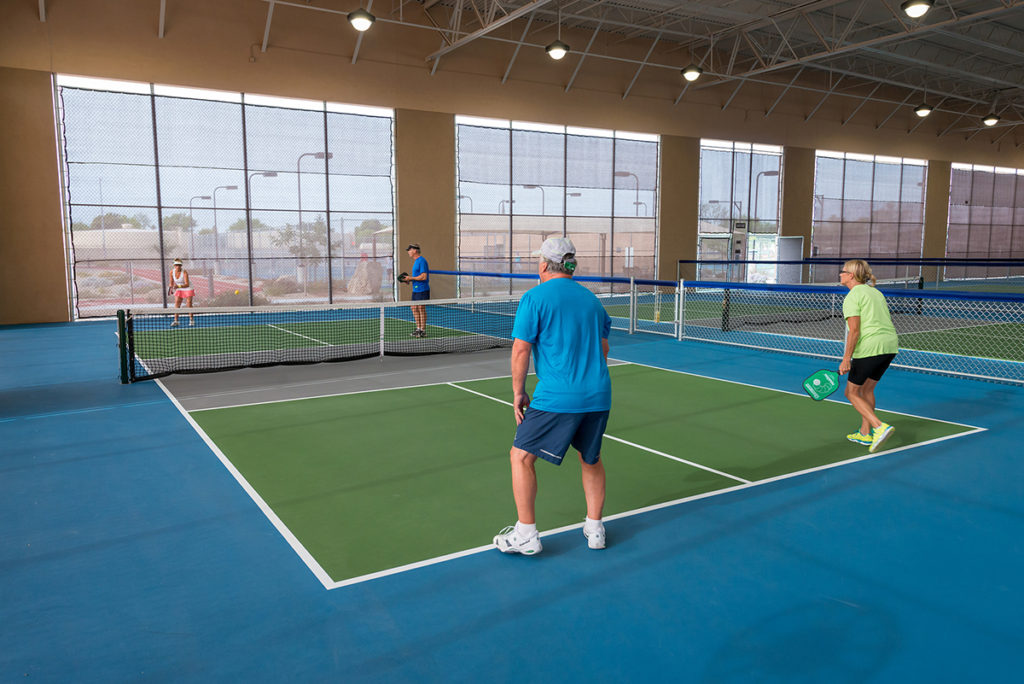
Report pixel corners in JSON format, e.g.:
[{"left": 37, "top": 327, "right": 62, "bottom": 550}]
[
  {"left": 615, "top": 171, "right": 641, "bottom": 216},
  {"left": 245, "top": 172, "right": 278, "bottom": 298},
  {"left": 189, "top": 194, "right": 211, "bottom": 259},
  {"left": 296, "top": 152, "right": 333, "bottom": 291},
  {"left": 498, "top": 199, "right": 515, "bottom": 214},
  {"left": 754, "top": 170, "right": 780, "bottom": 222},
  {"left": 457, "top": 195, "right": 473, "bottom": 213},
  {"left": 521, "top": 185, "right": 545, "bottom": 215},
  {"left": 212, "top": 184, "right": 238, "bottom": 268}
]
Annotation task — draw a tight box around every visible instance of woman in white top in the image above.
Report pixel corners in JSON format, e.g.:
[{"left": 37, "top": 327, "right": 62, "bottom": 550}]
[{"left": 168, "top": 258, "right": 195, "bottom": 326}]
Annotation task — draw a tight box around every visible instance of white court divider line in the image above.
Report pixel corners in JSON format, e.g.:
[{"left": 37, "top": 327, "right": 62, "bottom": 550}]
[
  {"left": 446, "top": 382, "right": 750, "bottom": 484},
  {"left": 618, "top": 359, "right": 985, "bottom": 430},
  {"left": 154, "top": 378, "right": 336, "bottom": 590},
  {"left": 266, "top": 323, "right": 330, "bottom": 346},
  {"left": 321, "top": 422, "right": 987, "bottom": 590}
]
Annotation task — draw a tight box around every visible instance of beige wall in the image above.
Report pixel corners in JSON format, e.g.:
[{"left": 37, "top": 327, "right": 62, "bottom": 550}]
[
  {"left": 780, "top": 147, "right": 816, "bottom": 258},
  {"left": 923, "top": 160, "right": 953, "bottom": 282},
  {"left": 0, "top": 67, "right": 68, "bottom": 324},
  {"left": 658, "top": 136, "right": 700, "bottom": 281},
  {"left": 0, "top": 1, "right": 1020, "bottom": 322},
  {"left": 394, "top": 109, "right": 455, "bottom": 300}
]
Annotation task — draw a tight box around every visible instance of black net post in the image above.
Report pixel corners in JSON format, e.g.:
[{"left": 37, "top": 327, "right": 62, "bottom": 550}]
[{"left": 117, "top": 310, "right": 129, "bottom": 384}]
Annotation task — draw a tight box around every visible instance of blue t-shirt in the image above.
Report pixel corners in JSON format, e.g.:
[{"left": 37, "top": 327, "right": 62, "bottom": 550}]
[
  {"left": 512, "top": 277, "right": 612, "bottom": 413},
  {"left": 411, "top": 255, "right": 429, "bottom": 293}
]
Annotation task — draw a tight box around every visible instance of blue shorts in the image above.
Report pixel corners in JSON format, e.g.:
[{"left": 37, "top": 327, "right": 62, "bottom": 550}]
[
  {"left": 411, "top": 290, "right": 430, "bottom": 301},
  {"left": 513, "top": 408, "right": 610, "bottom": 465}
]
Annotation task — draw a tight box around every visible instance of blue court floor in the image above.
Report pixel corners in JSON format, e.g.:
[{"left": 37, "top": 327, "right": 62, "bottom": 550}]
[{"left": 2, "top": 320, "right": 1022, "bottom": 682}]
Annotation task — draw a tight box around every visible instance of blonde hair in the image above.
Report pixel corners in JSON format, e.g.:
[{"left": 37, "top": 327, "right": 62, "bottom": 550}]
[{"left": 843, "top": 259, "right": 876, "bottom": 286}]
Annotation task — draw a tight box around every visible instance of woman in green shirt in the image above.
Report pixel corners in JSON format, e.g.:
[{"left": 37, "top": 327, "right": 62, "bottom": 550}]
[{"left": 839, "top": 259, "right": 898, "bottom": 453}]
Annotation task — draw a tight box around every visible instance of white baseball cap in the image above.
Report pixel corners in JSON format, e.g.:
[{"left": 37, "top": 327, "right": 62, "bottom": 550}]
[{"left": 532, "top": 236, "right": 577, "bottom": 262}]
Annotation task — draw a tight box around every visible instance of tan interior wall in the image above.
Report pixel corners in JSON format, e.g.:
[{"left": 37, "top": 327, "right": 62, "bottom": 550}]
[
  {"left": 780, "top": 147, "right": 816, "bottom": 258},
  {"left": 394, "top": 109, "right": 456, "bottom": 300},
  {"left": 923, "top": 160, "right": 953, "bottom": 282},
  {"left": 0, "top": 67, "right": 68, "bottom": 324},
  {"left": 658, "top": 136, "right": 700, "bottom": 281}
]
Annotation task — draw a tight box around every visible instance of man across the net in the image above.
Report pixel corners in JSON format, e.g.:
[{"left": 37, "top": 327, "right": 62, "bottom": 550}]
[
  {"left": 401, "top": 243, "right": 430, "bottom": 337},
  {"left": 493, "top": 236, "right": 612, "bottom": 555}
]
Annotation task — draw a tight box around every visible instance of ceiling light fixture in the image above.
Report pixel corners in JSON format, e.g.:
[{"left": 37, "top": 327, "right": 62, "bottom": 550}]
[
  {"left": 546, "top": 3, "right": 569, "bottom": 60},
  {"left": 347, "top": 8, "right": 375, "bottom": 32},
  {"left": 982, "top": 113, "right": 1000, "bottom": 126},
  {"left": 900, "top": 0, "right": 934, "bottom": 19},
  {"left": 914, "top": 103, "right": 933, "bottom": 117},
  {"left": 681, "top": 64, "right": 703, "bottom": 82},
  {"left": 546, "top": 40, "right": 570, "bottom": 60}
]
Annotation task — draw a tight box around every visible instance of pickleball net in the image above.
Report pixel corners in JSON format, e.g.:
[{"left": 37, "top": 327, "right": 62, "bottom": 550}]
[{"left": 118, "top": 296, "right": 519, "bottom": 382}]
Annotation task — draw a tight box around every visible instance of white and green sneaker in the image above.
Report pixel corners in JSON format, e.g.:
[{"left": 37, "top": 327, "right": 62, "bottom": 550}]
[
  {"left": 846, "top": 431, "right": 872, "bottom": 446},
  {"left": 870, "top": 423, "right": 894, "bottom": 453},
  {"left": 493, "top": 525, "right": 542, "bottom": 555}
]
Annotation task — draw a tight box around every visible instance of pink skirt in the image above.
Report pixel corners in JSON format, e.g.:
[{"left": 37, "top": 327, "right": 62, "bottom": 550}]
[{"left": 174, "top": 289, "right": 195, "bottom": 299}]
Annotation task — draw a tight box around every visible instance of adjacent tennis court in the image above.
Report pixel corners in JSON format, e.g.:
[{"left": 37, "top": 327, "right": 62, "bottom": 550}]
[{"left": 185, "top": 362, "right": 980, "bottom": 587}]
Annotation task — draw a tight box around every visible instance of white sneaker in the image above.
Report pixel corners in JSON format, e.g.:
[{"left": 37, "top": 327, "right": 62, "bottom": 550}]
[
  {"left": 170, "top": 320, "right": 179, "bottom": 327},
  {"left": 188, "top": 319, "right": 195, "bottom": 327},
  {"left": 493, "top": 525, "right": 542, "bottom": 555},
  {"left": 583, "top": 521, "right": 606, "bottom": 550}
]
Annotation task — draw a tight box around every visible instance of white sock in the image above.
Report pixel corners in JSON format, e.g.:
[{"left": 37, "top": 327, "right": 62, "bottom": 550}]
[
  {"left": 584, "top": 516, "right": 603, "bottom": 531},
  {"left": 515, "top": 521, "right": 537, "bottom": 538}
]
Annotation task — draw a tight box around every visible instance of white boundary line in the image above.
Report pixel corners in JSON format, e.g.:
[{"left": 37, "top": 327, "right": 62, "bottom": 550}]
[
  {"left": 154, "top": 378, "right": 336, "bottom": 590},
  {"left": 448, "top": 382, "right": 750, "bottom": 484},
  {"left": 616, "top": 359, "right": 985, "bottom": 429},
  {"left": 266, "top": 323, "right": 331, "bottom": 346}
]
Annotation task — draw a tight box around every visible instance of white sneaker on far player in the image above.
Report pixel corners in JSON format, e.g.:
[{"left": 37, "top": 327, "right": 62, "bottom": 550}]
[
  {"left": 583, "top": 521, "right": 606, "bottom": 550},
  {"left": 493, "top": 525, "right": 542, "bottom": 555}
]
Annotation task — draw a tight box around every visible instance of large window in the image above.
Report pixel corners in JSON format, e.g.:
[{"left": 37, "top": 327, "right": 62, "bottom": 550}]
[
  {"left": 698, "top": 140, "right": 782, "bottom": 283},
  {"left": 59, "top": 76, "right": 395, "bottom": 317},
  {"left": 810, "top": 151, "right": 926, "bottom": 282},
  {"left": 455, "top": 117, "right": 659, "bottom": 294},
  {"left": 947, "top": 164, "right": 1024, "bottom": 280}
]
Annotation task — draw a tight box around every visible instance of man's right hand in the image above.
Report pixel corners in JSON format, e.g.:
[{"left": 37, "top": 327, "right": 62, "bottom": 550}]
[{"left": 513, "top": 392, "right": 530, "bottom": 425}]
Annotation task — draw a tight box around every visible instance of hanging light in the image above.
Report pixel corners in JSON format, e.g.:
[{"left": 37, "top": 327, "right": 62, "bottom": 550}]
[
  {"left": 982, "top": 113, "right": 1000, "bottom": 126},
  {"left": 900, "top": 0, "right": 933, "bottom": 18},
  {"left": 546, "top": 40, "right": 570, "bottom": 60},
  {"left": 347, "top": 8, "right": 375, "bottom": 32},
  {"left": 681, "top": 64, "right": 703, "bottom": 82},
  {"left": 914, "top": 103, "right": 933, "bottom": 117}
]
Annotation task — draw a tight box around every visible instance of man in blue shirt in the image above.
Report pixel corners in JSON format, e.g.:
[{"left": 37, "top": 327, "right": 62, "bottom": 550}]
[
  {"left": 493, "top": 237, "right": 612, "bottom": 556},
  {"left": 401, "top": 243, "right": 429, "bottom": 337}
]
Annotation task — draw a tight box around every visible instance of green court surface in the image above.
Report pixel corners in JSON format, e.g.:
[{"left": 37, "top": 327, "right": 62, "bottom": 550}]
[
  {"left": 136, "top": 317, "right": 471, "bottom": 358},
  {"left": 899, "top": 322, "right": 1024, "bottom": 362},
  {"left": 190, "top": 363, "right": 976, "bottom": 584}
]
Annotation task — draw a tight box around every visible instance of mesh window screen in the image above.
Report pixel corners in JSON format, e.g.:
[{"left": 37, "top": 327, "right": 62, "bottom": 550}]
[
  {"left": 810, "top": 152, "right": 927, "bottom": 282},
  {"left": 58, "top": 78, "right": 395, "bottom": 317},
  {"left": 947, "top": 164, "right": 1024, "bottom": 280},
  {"left": 456, "top": 120, "right": 659, "bottom": 291}
]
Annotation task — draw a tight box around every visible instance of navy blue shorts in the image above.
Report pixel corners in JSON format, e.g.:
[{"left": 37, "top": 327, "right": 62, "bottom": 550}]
[
  {"left": 513, "top": 408, "right": 610, "bottom": 465},
  {"left": 411, "top": 290, "right": 430, "bottom": 301}
]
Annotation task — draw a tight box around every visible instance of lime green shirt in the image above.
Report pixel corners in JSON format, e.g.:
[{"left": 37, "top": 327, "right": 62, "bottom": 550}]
[{"left": 842, "top": 284, "right": 899, "bottom": 357}]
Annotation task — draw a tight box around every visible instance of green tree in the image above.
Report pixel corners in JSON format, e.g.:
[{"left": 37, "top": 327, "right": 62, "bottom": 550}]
[
  {"left": 228, "top": 217, "right": 272, "bottom": 233},
  {"left": 70, "top": 221, "right": 91, "bottom": 233},
  {"left": 162, "top": 212, "right": 195, "bottom": 230},
  {"left": 132, "top": 212, "right": 155, "bottom": 229},
  {"left": 354, "top": 219, "right": 389, "bottom": 244},
  {"left": 90, "top": 213, "right": 139, "bottom": 231},
  {"left": 272, "top": 214, "right": 331, "bottom": 258}
]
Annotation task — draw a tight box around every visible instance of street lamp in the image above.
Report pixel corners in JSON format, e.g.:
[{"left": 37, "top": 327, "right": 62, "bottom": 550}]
[
  {"left": 614, "top": 171, "right": 640, "bottom": 216},
  {"left": 498, "top": 199, "right": 515, "bottom": 214},
  {"left": 457, "top": 195, "right": 474, "bottom": 213},
  {"left": 245, "top": 172, "right": 278, "bottom": 296},
  {"left": 212, "top": 184, "right": 238, "bottom": 267},
  {"left": 754, "top": 170, "right": 780, "bottom": 221},
  {"left": 521, "top": 185, "right": 546, "bottom": 215},
  {"left": 189, "top": 194, "right": 211, "bottom": 259},
  {"left": 297, "top": 151, "right": 334, "bottom": 291}
]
